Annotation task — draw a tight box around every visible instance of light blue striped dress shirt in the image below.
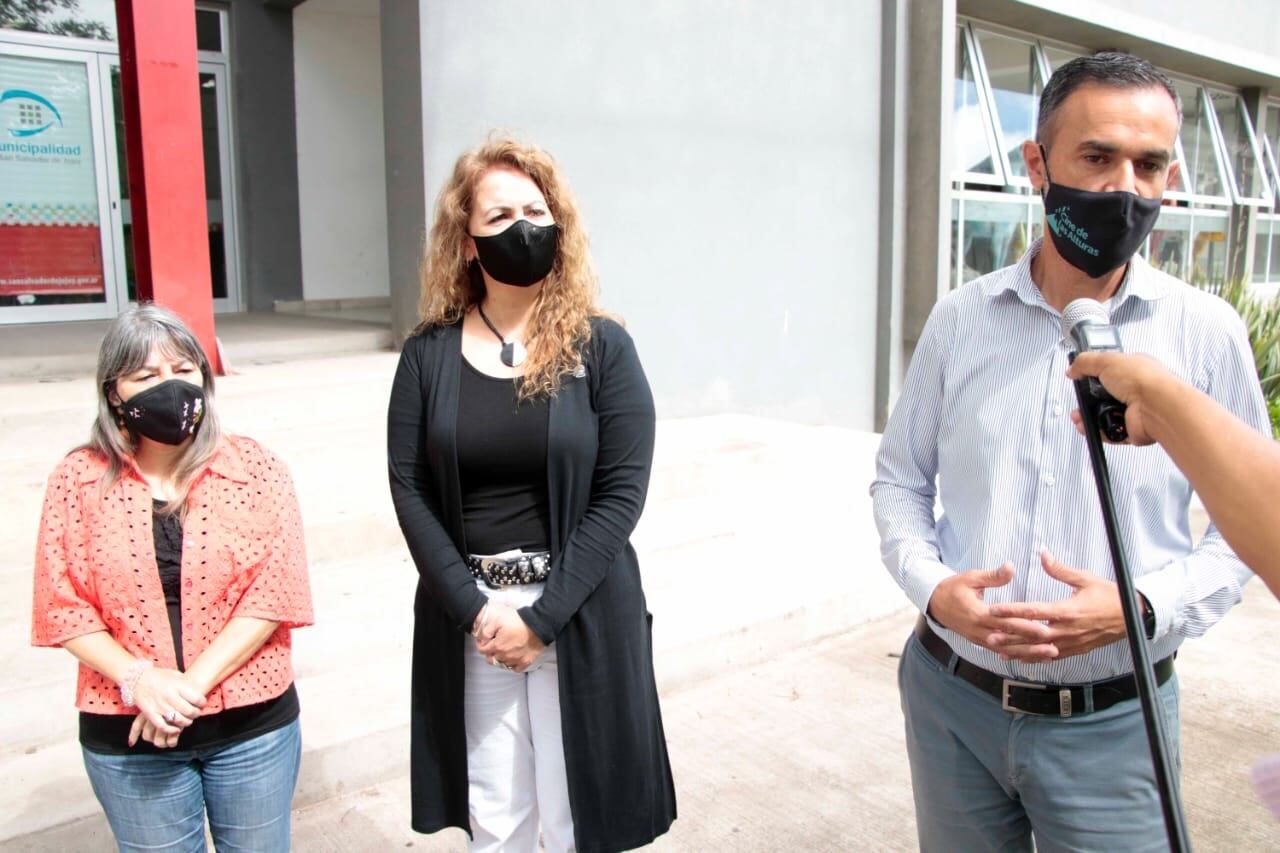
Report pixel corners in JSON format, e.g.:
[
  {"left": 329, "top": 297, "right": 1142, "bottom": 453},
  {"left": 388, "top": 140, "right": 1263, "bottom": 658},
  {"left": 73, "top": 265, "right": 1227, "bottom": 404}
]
[{"left": 871, "top": 239, "right": 1269, "bottom": 684}]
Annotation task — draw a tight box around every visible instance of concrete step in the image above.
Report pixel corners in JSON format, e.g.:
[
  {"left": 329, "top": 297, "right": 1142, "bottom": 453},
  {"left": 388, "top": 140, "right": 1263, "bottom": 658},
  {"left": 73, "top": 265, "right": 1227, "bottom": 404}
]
[{"left": 0, "top": 313, "right": 393, "bottom": 383}]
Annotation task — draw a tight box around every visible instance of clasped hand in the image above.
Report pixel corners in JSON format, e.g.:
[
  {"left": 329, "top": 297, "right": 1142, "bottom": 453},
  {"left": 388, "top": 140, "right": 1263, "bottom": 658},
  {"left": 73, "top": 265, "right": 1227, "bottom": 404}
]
[
  {"left": 473, "top": 602, "right": 545, "bottom": 673},
  {"left": 128, "top": 667, "right": 208, "bottom": 749},
  {"left": 928, "top": 550, "right": 1127, "bottom": 664}
]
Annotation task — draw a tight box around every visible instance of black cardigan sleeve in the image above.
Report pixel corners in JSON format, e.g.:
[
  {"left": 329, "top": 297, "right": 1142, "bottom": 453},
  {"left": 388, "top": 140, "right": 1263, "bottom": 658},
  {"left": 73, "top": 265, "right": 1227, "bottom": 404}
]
[
  {"left": 519, "top": 321, "right": 656, "bottom": 644},
  {"left": 387, "top": 337, "right": 487, "bottom": 632}
]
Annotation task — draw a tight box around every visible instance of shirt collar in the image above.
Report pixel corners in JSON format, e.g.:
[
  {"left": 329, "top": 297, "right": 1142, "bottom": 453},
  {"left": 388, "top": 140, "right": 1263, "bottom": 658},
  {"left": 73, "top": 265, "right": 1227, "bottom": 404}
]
[
  {"left": 983, "top": 237, "right": 1170, "bottom": 312},
  {"left": 74, "top": 438, "right": 251, "bottom": 485}
]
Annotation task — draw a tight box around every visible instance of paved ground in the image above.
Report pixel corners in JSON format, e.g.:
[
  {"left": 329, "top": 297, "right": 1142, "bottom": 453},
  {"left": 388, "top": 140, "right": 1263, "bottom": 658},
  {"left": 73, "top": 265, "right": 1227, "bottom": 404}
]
[
  {"left": 4, "top": 327, "right": 1277, "bottom": 851},
  {"left": 293, "top": 584, "right": 1280, "bottom": 852}
]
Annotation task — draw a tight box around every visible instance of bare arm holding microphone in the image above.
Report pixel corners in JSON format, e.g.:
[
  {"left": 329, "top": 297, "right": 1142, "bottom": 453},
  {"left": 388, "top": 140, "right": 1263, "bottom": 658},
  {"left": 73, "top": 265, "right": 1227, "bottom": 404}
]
[{"left": 1067, "top": 351, "right": 1280, "bottom": 599}]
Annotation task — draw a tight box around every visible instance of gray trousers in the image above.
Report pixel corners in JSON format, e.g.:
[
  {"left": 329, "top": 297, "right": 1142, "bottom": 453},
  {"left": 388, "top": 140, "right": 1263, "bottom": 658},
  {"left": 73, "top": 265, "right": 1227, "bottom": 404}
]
[{"left": 898, "top": 632, "right": 1181, "bottom": 853}]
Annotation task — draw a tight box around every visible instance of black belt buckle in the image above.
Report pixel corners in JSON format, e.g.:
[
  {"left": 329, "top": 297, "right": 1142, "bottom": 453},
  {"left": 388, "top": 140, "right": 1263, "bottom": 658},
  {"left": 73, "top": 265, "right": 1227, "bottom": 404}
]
[
  {"left": 477, "top": 557, "right": 505, "bottom": 588},
  {"left": 1002, "top": 679, "right": 1073, "bottom": 717}
]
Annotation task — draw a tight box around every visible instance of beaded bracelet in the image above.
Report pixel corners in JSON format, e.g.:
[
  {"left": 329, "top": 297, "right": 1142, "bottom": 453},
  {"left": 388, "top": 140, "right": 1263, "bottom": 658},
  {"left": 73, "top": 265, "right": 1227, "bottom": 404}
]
[{"left": 118, "top": 659, "right": 153, "bottom": 707}]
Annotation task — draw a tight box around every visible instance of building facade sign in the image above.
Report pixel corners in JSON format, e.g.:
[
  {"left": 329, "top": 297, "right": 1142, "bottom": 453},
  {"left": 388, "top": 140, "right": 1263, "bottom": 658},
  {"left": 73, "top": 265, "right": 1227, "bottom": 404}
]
[{"left": 0, "top": 53, "right": 103, "bottom": 298}]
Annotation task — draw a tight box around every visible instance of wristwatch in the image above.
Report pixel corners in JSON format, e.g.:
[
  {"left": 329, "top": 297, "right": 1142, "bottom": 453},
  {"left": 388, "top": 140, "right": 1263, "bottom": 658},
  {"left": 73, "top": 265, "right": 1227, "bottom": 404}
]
[{"left": 1139, "top": 594, "right": 1156, "bottom": 640}]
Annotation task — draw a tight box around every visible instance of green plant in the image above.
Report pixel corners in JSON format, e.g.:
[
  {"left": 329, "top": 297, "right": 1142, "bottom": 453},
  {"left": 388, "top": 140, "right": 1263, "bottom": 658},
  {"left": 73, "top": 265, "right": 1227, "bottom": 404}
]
[{"left": 1199, "top": 277, "right": 1280, "bottom": 437}]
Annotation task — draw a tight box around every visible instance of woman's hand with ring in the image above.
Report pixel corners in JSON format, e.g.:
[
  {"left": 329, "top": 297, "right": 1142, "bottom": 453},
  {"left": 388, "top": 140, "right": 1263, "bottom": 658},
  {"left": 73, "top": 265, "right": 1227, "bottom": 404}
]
[
  {"left": 129, "top": 712, "right": 183, "bottom": 749},
  {"left": 129, "top": 667, "right": 206, "bottom": 744},
  {"left": 476, "top": 607, "right": 545, "bottom": 673}
]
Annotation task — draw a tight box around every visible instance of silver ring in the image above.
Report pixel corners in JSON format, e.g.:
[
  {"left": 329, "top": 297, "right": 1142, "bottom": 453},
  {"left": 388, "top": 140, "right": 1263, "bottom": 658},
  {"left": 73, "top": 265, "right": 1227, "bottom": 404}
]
[
  {"left": 163, "top": 709, "right": 177, "bottom": 723},
  {"left": 496, "top": 661, "right": 514, "bottom": 672}
]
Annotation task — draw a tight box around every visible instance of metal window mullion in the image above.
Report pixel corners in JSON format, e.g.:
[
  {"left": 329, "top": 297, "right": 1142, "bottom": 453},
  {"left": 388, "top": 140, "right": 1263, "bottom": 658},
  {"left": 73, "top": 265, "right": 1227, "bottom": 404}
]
[
  {"left": 1263, "top": 136, "right": 1280, "bottom": 210},
  {"left": 1235, "top": 93, "right": 1272, "bottom": 204},
  {"left": 1201, "top": 86, "right": 1248, "bottom": 206},
  {"left": 961, "top": 23, "right": 1009, "bottom": 187}
]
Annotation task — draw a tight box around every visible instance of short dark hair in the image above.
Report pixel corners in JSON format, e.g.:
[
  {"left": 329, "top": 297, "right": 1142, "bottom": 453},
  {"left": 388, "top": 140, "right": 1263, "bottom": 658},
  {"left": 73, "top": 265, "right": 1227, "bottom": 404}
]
[{"left": 1036, "top": 51, "right": 1181, "bottom": 144}]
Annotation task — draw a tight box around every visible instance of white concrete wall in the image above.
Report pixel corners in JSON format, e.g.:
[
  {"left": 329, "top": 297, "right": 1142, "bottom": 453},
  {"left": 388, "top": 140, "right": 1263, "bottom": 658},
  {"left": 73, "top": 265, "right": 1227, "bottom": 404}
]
[
  {"left": 293, "top": 0, "right": 389, "bottom": 302},
  {"left": 1097, "top": 0, "right": 1280, "bottom": 65},
  {"left": 417, "top": 1, "right": 884, "bottom": 430}
]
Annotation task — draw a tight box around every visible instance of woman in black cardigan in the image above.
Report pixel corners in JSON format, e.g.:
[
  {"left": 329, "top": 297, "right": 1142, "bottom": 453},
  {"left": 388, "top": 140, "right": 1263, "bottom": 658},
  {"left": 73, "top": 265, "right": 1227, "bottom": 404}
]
[{"left": 387, "top": 137, "right": 676, "bottom": 853}]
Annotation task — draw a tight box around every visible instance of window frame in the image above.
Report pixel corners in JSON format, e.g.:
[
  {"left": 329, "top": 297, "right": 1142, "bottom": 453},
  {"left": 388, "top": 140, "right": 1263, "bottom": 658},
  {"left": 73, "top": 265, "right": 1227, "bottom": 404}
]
[
  {"left": 1202, "top": 87, "right": 1272, "bottom": 207},
  {"left": 953, "top": 23, "right": 1008, "bottom": 187},
  {"left": 968, "top": 24, "right": 1047, "bottom": 191}
]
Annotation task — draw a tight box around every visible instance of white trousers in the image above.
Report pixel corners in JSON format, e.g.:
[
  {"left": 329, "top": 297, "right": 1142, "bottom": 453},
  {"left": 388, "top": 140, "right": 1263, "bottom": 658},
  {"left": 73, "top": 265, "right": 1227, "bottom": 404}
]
[{"left": 464, "top": 580, "right": 575, "bottom": 853}]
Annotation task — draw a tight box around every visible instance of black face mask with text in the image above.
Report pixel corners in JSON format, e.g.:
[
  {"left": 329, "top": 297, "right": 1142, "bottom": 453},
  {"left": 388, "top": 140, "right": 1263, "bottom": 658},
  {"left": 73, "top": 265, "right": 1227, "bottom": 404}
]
[
  {"left": 470, "top": 219, "right": 559, "bottom": 287},
  {"left": 118, "top": 379, "right": 207, "bottom": 445},
  {"left": 1039, "top": 145, "right": 1162, "bottom": 279}
]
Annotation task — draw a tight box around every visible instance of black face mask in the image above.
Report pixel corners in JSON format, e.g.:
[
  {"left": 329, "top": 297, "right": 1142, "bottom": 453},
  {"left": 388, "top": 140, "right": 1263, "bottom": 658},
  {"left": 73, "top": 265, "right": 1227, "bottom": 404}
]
[
  {"left": 470, "top": 219, "right": 559, "bottom": 287},
  {"left": 118, "top": 379, "right": 207, "bottom": 445},
  {"left": 1039, "top": 145, "right": 1162, "bottom": 279}
]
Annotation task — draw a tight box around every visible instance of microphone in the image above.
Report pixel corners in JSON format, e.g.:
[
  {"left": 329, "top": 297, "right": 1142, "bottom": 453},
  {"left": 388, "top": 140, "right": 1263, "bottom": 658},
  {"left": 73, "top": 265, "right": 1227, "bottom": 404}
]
[{"left": 1062, "top": 298, "right": 1129, "bottom": 442}]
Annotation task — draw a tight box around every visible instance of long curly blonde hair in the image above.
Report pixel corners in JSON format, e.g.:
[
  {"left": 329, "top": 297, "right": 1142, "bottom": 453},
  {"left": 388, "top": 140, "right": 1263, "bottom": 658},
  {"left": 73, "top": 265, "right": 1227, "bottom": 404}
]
[{"left": 418, "top": 136, "right": 601, "bottom": 398}]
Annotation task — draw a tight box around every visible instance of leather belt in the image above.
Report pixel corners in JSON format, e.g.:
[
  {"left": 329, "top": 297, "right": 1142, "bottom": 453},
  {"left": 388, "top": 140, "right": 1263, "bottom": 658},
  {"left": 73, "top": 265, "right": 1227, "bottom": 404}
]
[
  {"left": 913, "top": 616, "right": 1173, "bottom": 718},
  {"left": 466, "top": 552, "right": 551, "bottom": 589}
]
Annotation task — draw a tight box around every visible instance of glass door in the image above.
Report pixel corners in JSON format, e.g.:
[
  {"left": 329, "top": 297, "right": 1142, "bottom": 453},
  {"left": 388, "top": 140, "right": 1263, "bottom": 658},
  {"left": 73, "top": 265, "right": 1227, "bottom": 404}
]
[
  {"left": 100, "top": 57, "right": 241, "bottom": 313},
  {"left": 0, "top": 38, "right": 120, "bottom": 323}
]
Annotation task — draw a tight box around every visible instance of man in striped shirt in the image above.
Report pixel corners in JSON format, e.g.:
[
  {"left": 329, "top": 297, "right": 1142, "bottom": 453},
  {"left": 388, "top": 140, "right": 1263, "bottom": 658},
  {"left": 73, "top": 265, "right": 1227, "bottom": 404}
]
[{"left": 872, "top": 52, "right": 1269, "bottom": 851}]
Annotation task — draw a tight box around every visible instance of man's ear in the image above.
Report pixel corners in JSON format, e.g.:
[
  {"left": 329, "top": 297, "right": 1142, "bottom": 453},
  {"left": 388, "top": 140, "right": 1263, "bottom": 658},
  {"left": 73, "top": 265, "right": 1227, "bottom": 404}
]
[
  {"left": 1165, "top": 158, "right": 1182, "bottom": 193},
  {"left": 1023, "top": 140, "right": 1047, "bottom": 192}
]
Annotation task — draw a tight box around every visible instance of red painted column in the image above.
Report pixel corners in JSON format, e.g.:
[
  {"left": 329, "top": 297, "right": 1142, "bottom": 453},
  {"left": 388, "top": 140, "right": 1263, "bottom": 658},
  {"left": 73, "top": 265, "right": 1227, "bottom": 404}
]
[{"left": 114, "top": 0, "right": 221, "bottom": 373}]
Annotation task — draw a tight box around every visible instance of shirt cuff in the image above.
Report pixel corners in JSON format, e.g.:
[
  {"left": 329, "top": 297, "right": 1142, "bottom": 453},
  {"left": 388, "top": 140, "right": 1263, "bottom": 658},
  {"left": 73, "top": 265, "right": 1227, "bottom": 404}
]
[
  {"left": 904, "top": 559, "right": 955, "bottom": 618},
  {"left": 1134, "top": 566, "right": 1183, "bottom": 642}
]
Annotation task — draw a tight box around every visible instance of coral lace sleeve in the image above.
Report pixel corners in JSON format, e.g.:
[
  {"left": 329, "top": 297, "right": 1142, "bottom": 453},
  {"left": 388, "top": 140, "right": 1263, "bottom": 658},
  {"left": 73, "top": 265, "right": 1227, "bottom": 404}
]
[
  {"left": 228, "top": 443, "right": 314, "bottom": 628},
  {"left": 31, "top": 457, "right": 107, "bottom": 647}
]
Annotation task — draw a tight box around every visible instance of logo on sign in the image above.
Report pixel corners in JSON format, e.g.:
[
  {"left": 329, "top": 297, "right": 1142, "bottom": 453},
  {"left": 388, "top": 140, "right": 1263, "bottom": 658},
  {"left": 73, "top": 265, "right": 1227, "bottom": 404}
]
[{"left": 1, "top": 89, "right": 63, "bottom": 138}]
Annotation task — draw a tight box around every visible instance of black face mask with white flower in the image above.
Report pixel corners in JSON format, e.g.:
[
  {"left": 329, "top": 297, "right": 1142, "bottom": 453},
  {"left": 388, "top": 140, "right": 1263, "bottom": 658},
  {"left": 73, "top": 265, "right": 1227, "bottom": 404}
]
[{"left": 119, "top": 379, "right": 206, "bottom": 445}]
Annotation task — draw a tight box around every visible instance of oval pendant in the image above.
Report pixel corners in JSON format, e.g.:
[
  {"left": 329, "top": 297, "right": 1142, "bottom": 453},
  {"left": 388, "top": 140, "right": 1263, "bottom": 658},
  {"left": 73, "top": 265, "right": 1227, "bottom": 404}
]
[{"left": 501, "top": 341, "right": 527, "bottom": 368}]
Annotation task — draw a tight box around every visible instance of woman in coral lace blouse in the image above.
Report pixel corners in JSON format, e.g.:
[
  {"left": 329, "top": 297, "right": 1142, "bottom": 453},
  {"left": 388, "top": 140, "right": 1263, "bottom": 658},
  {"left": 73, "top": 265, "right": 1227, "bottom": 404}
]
[{"left": 30, "top": 305, "right": 313, "bottom": 852}]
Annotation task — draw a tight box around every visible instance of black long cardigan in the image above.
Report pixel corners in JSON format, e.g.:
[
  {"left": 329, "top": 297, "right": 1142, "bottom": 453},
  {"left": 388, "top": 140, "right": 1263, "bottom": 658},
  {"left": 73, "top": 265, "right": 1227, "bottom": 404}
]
[{"left": 386, "top": 316, "right": 677, "bottom": 853}]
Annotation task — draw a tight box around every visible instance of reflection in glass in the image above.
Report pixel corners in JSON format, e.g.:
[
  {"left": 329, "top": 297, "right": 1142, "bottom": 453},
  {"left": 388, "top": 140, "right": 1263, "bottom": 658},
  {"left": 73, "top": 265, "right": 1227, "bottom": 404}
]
[
  {"left": 1209, "top": 90, "right": 1268, "bottom": 202},
  {"left": 960, "top": 198, "right": 1032, "bottom": 283},
  {"left": 1262, "top": 105, "right": 1280, "bottom": 198},
  {"left": 1149, "top": 211, "right": 1191, "bottom": 280},
  {"left": 110, "top": 67, "right": 228, "bottom": 301},
  {"left": 975, "top": 30, "right": 1042, "bottom": 178},
  {"left": 1252, "top": 217, "right": 1273, "bottom": 284},
  {"left": 1173, "top": 82, "right": 1227, "bottom": 199},
  {"left": 195, "top": 10, "right": 222, "bottom": 53},
  {"left": 1270, "top": 221, "right": 1280, "bottom": 282},
  {"left": 1190, "top": 214, "right": 1229, "bottom": 286},
  {"left": 1042, "top": 46, "right": 1084, "bottom": 73},
  {"left": 954, "top": 28, "right": 999, "bottom": 179}
]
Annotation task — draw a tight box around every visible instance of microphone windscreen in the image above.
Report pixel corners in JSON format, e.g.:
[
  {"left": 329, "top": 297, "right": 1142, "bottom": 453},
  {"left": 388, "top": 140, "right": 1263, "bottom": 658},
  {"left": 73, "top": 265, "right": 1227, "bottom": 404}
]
[{"left": 1061, "top": 298, "right": 1110, "bottom": 341}]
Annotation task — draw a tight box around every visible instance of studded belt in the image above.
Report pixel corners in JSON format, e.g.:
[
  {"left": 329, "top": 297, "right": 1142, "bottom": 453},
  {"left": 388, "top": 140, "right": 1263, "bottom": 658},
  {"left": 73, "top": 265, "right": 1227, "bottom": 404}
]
[{"left": 466, "top": 552, "right": 552, "bottom": 589}]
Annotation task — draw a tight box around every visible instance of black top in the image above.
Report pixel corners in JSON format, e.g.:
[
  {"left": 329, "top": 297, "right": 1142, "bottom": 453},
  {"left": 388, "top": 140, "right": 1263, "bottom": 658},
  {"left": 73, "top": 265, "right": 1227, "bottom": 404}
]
[
  {"left": 78, "top": 502, "right": 299, "bottom": 755},
  {"left": 152, "top": 501, "right": 185, "bottom": 665},
  {"left": 387, "top": 318, "right": 676, "bottom": 851},
  {"left": 456, "top": 358, "right": 551, "bottom": 555}
]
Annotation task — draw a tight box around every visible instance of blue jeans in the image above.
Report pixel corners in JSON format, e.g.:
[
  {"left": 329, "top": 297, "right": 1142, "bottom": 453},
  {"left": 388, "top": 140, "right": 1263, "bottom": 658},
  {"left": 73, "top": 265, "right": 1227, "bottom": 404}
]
[
  {"left": 82, "top": 718, "right": 301, "bottom": 853},
  {"left": 899, "top": 633, "right": 1181, "bottom": 853}
]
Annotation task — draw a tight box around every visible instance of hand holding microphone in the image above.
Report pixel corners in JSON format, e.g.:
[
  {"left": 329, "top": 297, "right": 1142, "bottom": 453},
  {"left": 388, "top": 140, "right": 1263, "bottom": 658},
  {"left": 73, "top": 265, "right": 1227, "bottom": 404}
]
[{"left": 1062, "top": 299, "right": 1130, "bottom": 442}]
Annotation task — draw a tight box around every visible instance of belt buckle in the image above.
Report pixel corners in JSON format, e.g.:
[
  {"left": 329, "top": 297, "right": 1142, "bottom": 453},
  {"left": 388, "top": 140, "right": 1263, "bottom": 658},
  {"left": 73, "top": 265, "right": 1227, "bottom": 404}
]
[
  {"left": 1001, "top": 679, "right": 1073, "bottom": 717},
  {"left": 478, "top": 557, "right": 505, "bottom": 588}
]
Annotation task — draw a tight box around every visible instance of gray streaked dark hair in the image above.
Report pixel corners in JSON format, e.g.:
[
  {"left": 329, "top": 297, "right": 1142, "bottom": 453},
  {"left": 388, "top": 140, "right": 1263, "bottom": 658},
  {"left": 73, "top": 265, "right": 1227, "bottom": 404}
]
[
  {"left": 85, "top": 303, "right": 223, "bottom": 515},
  {"left": 1037, "top": 51, "right": 1181, "bottom": 144}
]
